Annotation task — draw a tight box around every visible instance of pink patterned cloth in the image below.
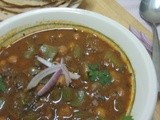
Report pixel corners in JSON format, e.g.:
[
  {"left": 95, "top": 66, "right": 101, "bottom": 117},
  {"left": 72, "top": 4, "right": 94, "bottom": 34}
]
[{"left": 117, "top": 0, "right": 160, "bottom": 36}]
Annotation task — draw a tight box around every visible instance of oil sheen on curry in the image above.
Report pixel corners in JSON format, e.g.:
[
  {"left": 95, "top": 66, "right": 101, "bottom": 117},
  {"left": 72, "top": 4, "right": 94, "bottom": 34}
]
[{"left": 0, "top": 23, "right": 135, "bottom": 120}]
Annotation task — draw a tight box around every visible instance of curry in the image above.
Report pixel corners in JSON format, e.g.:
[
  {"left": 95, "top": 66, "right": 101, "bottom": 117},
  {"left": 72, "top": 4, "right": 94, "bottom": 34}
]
[{"left": 0, "top": 23, "right": 135, "bottom": 120}]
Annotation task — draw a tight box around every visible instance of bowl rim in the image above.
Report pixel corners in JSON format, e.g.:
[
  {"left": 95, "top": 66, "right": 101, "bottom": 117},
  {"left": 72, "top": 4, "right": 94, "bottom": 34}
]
[{"left": 0, "top": 8, "right": 158, "bottom": 120}]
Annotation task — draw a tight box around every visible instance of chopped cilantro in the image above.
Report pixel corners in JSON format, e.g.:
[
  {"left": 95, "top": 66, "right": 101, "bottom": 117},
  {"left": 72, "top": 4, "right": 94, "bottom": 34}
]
[
  {"left": 88, "top": 64, "right": 112, "bottom": 85},
  {"left": 122, "top": 115, "right": 134, "bottom": 120},
  {"left": 0, "top": 76, "right": 6, "bottom": 92}
]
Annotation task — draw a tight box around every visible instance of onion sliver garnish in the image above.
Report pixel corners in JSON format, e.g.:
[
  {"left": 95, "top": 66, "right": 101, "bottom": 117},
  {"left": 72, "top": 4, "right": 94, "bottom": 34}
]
[
  {"left": 36, "top": 56, "right": 80, "bottom": 80},
  {"left": 129, "top": 25, "right": 142, "bottom": 40},
  {"left": 27, "top": 65, "right": 61, "bottom": 90},
  {"left": 36, "top": 56, "right": 53, "bottom": 67},
  {"left": 69, "top": 72, "right": 80, "bottom": 79},
  {"left": 37, "top": 69, "right": 62, "bottom": 96},
  {"left": 60, "top": 63, "right": 71, "bottom": 86},
  {"left": 27, "top": 56, "right": 80, "bottom": 90},
  {"left": 140, "top": 32, "right": 153, "bottom": 48},
  {"left": 129, "top": 25, "right": 152, "bottom": 54}
]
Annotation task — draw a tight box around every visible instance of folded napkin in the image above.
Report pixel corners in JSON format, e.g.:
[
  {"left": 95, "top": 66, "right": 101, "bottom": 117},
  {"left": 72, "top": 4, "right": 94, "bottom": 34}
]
[{"left": 117, "top": 0, "right": 160, "bottom": 37}]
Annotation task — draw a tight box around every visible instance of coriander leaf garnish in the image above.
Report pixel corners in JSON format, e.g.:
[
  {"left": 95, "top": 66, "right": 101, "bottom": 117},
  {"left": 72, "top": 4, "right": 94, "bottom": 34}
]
[
  {"left": 88, "top": 64, "right": 112, "bottom": 85},
  {"left": 0, "top": 75, "right": 6, "bottom": 92},
  {"left": 122, "top": 115, "right": 134, "bottom": 120}
]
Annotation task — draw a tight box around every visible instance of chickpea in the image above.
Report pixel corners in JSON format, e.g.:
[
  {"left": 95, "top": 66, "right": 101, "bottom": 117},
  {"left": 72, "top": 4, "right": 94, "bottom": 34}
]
[
  {"left": 92, "top": 99, "right": 98, "bottom": 106},
  {"left": 8, "top": 55, "right": 18, "bottom": 63},
  {"left": 73, "top": 33, "right": 80, "bottom": 40},
  {"left": 0, "top": 116, "right": 5, "bottom": 120},
  {"left": 91, "top": 82, "right": 101, "bottom": 91},
  {"left": 69, "top": 42, "right": 75, "bottom": 51},
  {"left": 45, "top": 108, "right": 52, "bottom": 119},
  {"left": 58, "top": 104, "right": 73, "bottom": 118},
  {"left": 117, "top": 87, "right": 125, "bottom": 97},
  {"left": 56, "top": 75, "right": 66, "bottom": 86},
  {"left": 55, "top": 57, "right": 60, "bottom": 62},
  {"left": 95, "top": 107, "right": 106, "bottom": 118},
  {"left": 0, "top": 60, "right": 6, "bottom": 67},
  {"left": 58, "top": 45, "right": 68, "bottom": 55},
  {"left": 70, "top": 79, "right": 81, "bottom": 89},
  {"left": 58, "top": 33, "right": 63, "bottom": 38}
]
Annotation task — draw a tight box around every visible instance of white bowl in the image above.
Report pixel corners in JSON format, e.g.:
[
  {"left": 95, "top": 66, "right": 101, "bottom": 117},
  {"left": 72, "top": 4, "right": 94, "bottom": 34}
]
[{"left": 0, "top": 8, "right": 158, "bottom": 120}]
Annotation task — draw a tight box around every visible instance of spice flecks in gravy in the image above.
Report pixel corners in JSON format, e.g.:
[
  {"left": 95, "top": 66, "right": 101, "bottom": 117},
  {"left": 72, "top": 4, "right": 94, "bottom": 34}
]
[{"left": 0, "top": 23, "right": 135, "bottom": 120}]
